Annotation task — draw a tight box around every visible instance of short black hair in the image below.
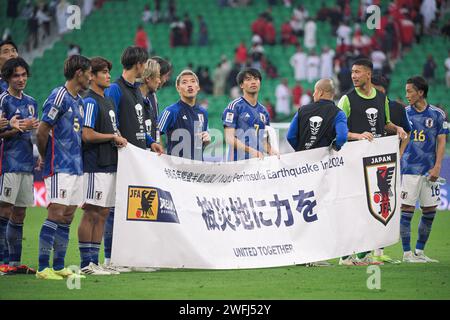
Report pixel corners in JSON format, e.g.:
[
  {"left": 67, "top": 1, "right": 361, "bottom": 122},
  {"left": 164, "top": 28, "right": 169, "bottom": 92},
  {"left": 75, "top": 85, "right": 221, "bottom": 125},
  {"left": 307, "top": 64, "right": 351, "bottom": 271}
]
[
  {"left": 371, "top": 74, "right": 388, "bottom": 89},
  {"left": 151, "top": 56, "right": 172, "bottom": 76},
  {"left": 1, "top": 57, "right": 30, "bottom": 81},
  {"left": 406, "top": 76, "right": 428, "bottom": 98},
  {"left": 90, "top": 56, "right": 112, "bottom": 74},
  {"left": 63, "top": 55, "right": 91, "bottom": 80},
  {"left": 352, "top": 58, "right": 373, "bottom": 71},
  {"left": 236, "top": 67, "right": 262, "bottom": 85},
  {"left": 121, "top": 46, "right": 148, "bottom": 70},
  {"left": 0, "top": 39, "right": 18, "bottom": 53}
]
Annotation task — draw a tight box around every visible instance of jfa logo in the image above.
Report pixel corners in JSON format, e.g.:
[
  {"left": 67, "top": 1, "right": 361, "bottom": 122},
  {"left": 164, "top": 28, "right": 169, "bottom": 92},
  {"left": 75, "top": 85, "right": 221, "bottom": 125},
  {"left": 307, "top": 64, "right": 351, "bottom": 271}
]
[{"left": 127, "top": 186, "right": 180, "bottom": 223}]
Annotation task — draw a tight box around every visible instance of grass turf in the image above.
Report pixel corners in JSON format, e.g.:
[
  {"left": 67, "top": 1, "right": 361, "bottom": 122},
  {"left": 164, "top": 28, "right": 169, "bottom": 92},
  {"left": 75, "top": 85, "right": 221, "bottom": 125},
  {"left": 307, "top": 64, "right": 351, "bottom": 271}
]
[{"left": 0, "top": 208, "right": 449, "bottom": 300}]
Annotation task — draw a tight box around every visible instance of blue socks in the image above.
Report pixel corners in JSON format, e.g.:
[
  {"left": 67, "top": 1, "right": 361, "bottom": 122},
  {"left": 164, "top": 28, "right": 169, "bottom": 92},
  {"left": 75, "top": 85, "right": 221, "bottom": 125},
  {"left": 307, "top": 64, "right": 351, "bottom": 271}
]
[
  {"left": 91, "top": 242, "right": 101, "bottom": 265},
  {"left": 401, "top": 210, "right": 436, "bottom": 252},
  {"left": 416, "top": 211, "right": 436, "bottom": 251},
  {"left": 103, "top": 208, "right": 114, "bottom": 261},
  {"left": 38, "top": 219, "right": 58, "bottom": 271},
  {"left": 0, "top": 217, "right": 8, "bottom": 264},
  {"left": 53, "top": 223, "right": 70, "bottom": 271},
  {"left": 79, "top": 242, "right": 92, "bottom": 268},
  {"left": 79, "top": 241, "right": 102, "bottom": 268},
  {"left": 400, "top": 211, "right": 414, "bottom": 252},
  {"left": 6, "top": 221, "right": 23, "bottom": 266}
]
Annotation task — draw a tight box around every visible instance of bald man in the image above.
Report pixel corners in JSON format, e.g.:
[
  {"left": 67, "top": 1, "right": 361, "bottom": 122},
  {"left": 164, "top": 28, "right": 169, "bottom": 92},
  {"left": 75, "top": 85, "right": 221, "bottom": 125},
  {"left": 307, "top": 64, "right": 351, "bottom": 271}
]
[{"left": 287, "top": 79, "right": 348, "bottom": 151}]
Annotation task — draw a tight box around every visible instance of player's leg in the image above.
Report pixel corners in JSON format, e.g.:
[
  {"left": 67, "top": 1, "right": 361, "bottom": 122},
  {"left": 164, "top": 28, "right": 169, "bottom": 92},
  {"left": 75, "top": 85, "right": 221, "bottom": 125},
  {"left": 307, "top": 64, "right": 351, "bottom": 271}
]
[
  {"left": 7, "top": 173, "right": 35, "bottom": 274},
  {"left": 89, "top": 172, "right": 114, "bottom": 268},
  {"left": 78, "top": 205, "right": 96, "bottom": 270},
  {"left": 52, "top": 174, "right": 85, "bottom": 278},
  {"left": 414, "top": 178, "right": 440, "bottom": 262},
  {"left": 0, "top": 201, "right": 13, "bottom": 272},
  {"left": 0, "top": 173, "right": 17, "bottom": 270},
  {"left": 52, "top": 204, "right": 80, "bottom": 277},
  {"left": 78, "top": 173, "right": 96, "bottom": 270},
  {"left": 103, "top": 207, "right": 114, "bottom": 266},
  {"left": 91, "top": 206, "right": 109, "bottom": 266},
  {"left": 400, "top": 175, "right": 425, "bottom": 263},
  {"left": 37, "top": 202, "right": 65, "bottom": 279},
  {"left": 37, "top": 174, "right": 83, "bottom": 279}
]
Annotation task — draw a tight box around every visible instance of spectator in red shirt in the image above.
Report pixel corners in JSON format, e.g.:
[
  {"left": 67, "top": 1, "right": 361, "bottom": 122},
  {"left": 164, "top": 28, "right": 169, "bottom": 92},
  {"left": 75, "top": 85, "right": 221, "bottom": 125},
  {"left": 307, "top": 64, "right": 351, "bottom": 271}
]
[
  {"left": 264, "top": 17, "right": 276, "bottom": 45},
  {"left": 135, "top": 25, "right": 150, "bottom": 53},
  {"left": 234, "top": 41, "right": 247, "bottom": 65},
  {"left": 251, "top": 14, "right": 267, "bottom": 38},
  {"left": 292, "top": 81, "right": 303, "bottom": 110},
  {"left": 281, "top": 21, "right": 298, "bottom": 45},
  {"left": 263, "top": 97, "right": 276, "bottom": 121}
]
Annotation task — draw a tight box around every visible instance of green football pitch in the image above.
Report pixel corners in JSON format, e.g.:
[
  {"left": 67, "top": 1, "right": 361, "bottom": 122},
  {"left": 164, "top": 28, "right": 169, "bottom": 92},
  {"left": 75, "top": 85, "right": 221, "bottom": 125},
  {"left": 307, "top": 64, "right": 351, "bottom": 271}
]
[{"left": 0, "top": 208, "right": 449, "bottom": 300}]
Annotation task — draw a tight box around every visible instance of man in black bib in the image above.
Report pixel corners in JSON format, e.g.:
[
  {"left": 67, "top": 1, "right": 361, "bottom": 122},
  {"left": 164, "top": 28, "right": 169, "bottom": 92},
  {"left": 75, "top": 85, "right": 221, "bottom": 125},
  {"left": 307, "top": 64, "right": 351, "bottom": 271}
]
[
  {"left": 103, "top": 47, "right": 163, "bottom": 272},
  {"left": 79, "top": 57, "right": 127, "bottom": 275},
  {"left": 337, "top": 58, "right": 407, "bottom": 266},
  {"left": 139, "top": 57, "right": 172, "bottom": 144},
  {"left": 287, "top": 79, "right": 348, "bottom": 152},
  {"left": 105, "top": 46, "right": 164, "bottom": 153},
  {"left": 338, "top": 59, "right": 407, "bottom": 141}
]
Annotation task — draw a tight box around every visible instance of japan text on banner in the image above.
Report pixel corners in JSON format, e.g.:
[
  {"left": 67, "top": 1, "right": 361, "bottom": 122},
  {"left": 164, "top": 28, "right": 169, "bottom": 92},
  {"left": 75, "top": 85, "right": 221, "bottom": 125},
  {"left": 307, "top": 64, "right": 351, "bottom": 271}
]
[{"left": 112, "top": 135, "right": 401, "bottom": 269}]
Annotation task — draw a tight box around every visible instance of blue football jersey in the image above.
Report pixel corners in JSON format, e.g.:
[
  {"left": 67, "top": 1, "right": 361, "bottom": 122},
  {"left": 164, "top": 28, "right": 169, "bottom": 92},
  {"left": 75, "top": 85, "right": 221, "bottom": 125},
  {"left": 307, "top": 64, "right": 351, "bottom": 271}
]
[
  {"left": 222, "top": 97, "right": 270, "bottom": 161},
  {"left": 0, "top": 91, "right": 37, "bottom": 173},
  {"left": 41, "top": 86, "right": 84, "bottom": 177},
  {"left": 401, "top": 104, "right": 449, "bottom": 175},
  {"left": 0, "top": 77, "right": 8, "bottom": 95},
  {"left": 158, "top": 100, "right": 208, "bottom": 160}
]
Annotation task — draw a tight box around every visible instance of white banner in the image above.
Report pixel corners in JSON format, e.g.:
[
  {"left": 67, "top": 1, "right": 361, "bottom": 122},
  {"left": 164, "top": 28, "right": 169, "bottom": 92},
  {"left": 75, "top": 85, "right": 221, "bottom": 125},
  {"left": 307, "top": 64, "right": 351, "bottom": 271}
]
[{"left": 112, "top": 136, "right": 400, "bottom": 269}]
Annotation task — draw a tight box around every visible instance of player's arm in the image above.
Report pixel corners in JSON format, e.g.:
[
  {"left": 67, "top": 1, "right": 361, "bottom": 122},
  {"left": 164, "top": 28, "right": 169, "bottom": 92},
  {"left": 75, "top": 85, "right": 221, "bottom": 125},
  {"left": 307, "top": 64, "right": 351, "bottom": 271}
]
[
  {"left": 0, "top": 115, "right": 29, "bottom": 137},
  {"left": 384, "top": 98, "right": 407, "bottom": 139},
  {"left": 201, "top": 111, "right": 211, "bottom": 147},
  {"left": 399, "top": 133, "right": 410, "bottom": 158},
  {"left": 0, "top": 112, "right": 8, "bottom": 129},
  {"left": 399, "top": 108, "right": 412, "bottom": 158},
  {"left": 105, "top": 83, "right": 122, "bottom": 124},
  {"left": 83, "top": 127, "right": 127, "bottom": 147},
  {"left": 224, "top": 127, "right": 263, "bottom": 159},
  {"left": 36, "top": 121, "right": 52, "bottom": 159},
  {"left": 286, "top": 112, "right": 299, "bottom": 149},
  {"left": 37, "top": 93, "right": 65, "bottom": 158},
  {"left": 428, "top": 134, "right": 446, "bottom": 181},
  {"left": 83, "top": 99, "right": 127, "bottom": 147},
  {"left": 262, "top": 113, "right": 277, "bottom": 156},
  {"left": 145, "top": 133, "right": 164, "bottom": 154},
  {"left": 333, "top": 111, "right": 349, "bottom": 150}
]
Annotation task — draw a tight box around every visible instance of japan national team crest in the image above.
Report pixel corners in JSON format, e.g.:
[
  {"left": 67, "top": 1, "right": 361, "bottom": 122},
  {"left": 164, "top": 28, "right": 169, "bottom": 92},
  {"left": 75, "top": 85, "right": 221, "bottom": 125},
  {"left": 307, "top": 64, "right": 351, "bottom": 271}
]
[
  {"left": 259, "top": 113, "right": 266, "bottom": 123},
  {"left": 425, "top": 118, "right": 434, "bottom": 128},
  {"left": 28, "top": 105, "right": 35, "bottom": 117},
  {"left": 363, "top": 153, "right": 398, "bottom": 226},
  {"left": 79, "top": 105, "right": 84, "bottom": 118}
]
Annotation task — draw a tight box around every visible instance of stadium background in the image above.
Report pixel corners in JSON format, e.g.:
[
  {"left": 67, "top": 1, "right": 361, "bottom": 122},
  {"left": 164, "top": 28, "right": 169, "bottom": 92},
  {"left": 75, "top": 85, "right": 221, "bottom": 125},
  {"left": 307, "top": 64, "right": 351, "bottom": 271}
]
[{"left": 0, "top": 0, "right": 449, "bottom": 300}]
